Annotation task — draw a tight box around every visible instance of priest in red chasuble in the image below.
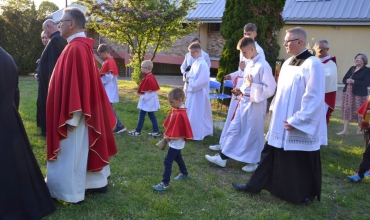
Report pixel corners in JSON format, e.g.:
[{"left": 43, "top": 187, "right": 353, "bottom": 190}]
[
  {"left": 46, "top": 7, "right": 117, "bottom": 204},
  {"left": 314, "top": 40, "right": 337, "bottom": 124}
]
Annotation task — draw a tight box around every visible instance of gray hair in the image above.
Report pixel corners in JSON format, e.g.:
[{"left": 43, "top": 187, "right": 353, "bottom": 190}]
[
  {"left": 286, "top": 27, "right": 307, "bottom": 45},
  {"left": 44, "top": 19, "right": 57, "bottom": 27},
  {"left": 317, "top": 40, "right": 329, "bottom": 48},
  {"left": 64, "top": 7, "right": 86, "bottom": 29},
  {"left": 355, "top": 53, "right": 368, "bottom": 66}
]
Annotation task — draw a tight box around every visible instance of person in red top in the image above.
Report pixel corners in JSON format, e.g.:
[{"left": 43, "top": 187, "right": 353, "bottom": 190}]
[
  {"left": 152, "top": 88, "right": 193, "bottom": 191},
  {"left": 46, "top": 7, "right": 117, "bottom": 204},
  {"left": 97, "top": 43, "right": 126, "bottom": 134},
  {"left": 128, "top": 60, "right": 161, "bottom": 137}
]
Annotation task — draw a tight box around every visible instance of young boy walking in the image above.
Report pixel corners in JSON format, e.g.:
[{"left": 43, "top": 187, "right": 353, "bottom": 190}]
[
  {"left": 152, "top": 88, "right": 193, "bottom": 191},
  {"left": 97, "top": 43, "right": 126, "bottom": 133},
  {"left": 128, "top": 60, "right": 161, "bottom": 137}
]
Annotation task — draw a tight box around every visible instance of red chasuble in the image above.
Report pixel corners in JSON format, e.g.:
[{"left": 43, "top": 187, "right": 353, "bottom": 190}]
[
  {"left": 323, "top": 56, "right": 337, "bottom": 124},
  {"left": 137, "top": 72, "right": 160, "bottom": 94},
  {"left": 163, "top": 108, "right": 193, "bottom": 140},
  {"left": 100, "top": 57, "right": 119, "bottom": 76},
  {"left": 357, "top": 97, "right": 370, "bottom": 129},
  {"left": 46, "top": 37, "right": 117, "bottom": 172}
]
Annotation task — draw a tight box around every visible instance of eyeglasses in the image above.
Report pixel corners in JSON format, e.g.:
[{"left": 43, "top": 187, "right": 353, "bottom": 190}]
[
  {"left": 190, "top": 50, "right": 198, "bottom": 54},
  {"left": 284, "top": 39, "right": 300, "bottom": 44},
  {"left": 59, "top": 19, "right": 72, "bottom": 24},
  {"left": 318, "top": 48, "right": 328, "bottom": 53}
]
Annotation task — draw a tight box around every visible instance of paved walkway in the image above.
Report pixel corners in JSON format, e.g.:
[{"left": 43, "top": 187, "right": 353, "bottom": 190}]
[{"left": 119, "top": 75, "right": 344, "bottom": 108}]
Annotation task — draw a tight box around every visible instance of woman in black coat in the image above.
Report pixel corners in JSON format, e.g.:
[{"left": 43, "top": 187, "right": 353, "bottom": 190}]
[{"left": 337, "top": 53, "right": 370, "bottom": 135}]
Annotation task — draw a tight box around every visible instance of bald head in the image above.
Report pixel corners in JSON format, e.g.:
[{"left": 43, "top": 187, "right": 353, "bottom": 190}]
[{"left": 42, "top": 19, "right": 59, "bottom": 38}]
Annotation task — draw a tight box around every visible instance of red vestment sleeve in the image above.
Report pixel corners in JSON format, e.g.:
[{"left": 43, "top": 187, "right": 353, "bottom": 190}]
[
  {"left": 137, "top": 72, "right": 160, "bottom": 94},
  {"left": 325, "top": 91, "right": 336, "bottom": 124},
  {"left": 163, "top": 108, "right": 193, "bottom": 140},
  {"left": 357, "top": 97, "right": 370, "bottom": 129},
  {"left": 100, "top": 57, "right": 119, "bottom": 76},
  {"left": 47, "top": 37, "right": 117, "bottom": 172}
]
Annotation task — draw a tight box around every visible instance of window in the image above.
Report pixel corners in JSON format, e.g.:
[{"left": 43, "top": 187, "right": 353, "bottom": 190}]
[{"left": 208, "top": 23, "right": 221, "bottom": 32}]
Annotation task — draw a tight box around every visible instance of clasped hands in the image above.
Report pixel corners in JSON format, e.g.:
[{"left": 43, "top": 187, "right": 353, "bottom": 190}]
[{"left": 346, "top": 78, "right": 355, "bottom": 84}]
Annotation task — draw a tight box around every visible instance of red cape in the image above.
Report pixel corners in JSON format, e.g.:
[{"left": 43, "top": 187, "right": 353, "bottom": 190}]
[
  {"left": 357, "top": 97, "right": 370, "bottom": 129},
  {"left": 137, "top": 72, "right": 160, "bottom": 94},
  {"left": 100, "top": 57, "right": 119, "bottom": 76},
  {"left": 163, "top": 108, "right": 193, "bottom": 140},
  {"left": 47, "top": 37, "right": 117, "bottom": 172}
]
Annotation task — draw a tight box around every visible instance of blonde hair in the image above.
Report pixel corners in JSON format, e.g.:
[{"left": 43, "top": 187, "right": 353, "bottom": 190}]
[{"left": 142, "top": 60, "right": 153, "bottom": 70}]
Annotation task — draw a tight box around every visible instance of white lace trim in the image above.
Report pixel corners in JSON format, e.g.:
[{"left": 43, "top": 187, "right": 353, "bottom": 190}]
[
  {"left": 294, "top": 113, "right": 319, "bottom": 127},
  {"left": 268, "top": 131, "right": 322, "bottom": 145}
]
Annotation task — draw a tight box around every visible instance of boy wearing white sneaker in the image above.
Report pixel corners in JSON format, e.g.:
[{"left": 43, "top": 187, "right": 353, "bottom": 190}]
[
  {"left": 205, "top": 37, "right": 276, "bottom": 172},
  {"left": 209, "top": 23, "right": 265, "bottom": 151},
  {"left": 152, "top": 88, "right": 193, "bottom": 191},
  {"left": 128, "top": 60, "right": 160, "bottom": 137},
  {"left": 98, "top": 44, "right": 126, "bottom": 134}
]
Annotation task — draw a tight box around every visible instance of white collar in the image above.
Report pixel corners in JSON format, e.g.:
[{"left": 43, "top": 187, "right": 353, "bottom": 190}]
[
  {"left": 319, "top": 55, "right": 331, "bottom": 62},
  {"left": 67, "top": 32, "right": 86, "bottom": 43}
]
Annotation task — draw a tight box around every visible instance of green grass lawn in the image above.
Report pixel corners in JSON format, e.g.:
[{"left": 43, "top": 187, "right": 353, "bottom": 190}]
[{"left": 19, "top": 76, "right": 370, "bottom": 219}]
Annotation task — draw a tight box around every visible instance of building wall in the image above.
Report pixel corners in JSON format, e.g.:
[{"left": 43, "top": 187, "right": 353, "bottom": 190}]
[
  {"left": 278, "top": 24, "right": 370, "bottom": 82},
  {"left": 95, "top": 23, "right": 225, "bottom": 71}
]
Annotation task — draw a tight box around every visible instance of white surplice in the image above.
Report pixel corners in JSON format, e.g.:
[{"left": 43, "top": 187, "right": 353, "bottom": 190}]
[
  {"left": 137, "top": 91, "right": 160, "bottom": 112},
  {"left": 185, "top": 56, "right": 213, "bottom": 140},
  {"left": 320, "top": 55, "right": 338, "bottom": 93},
  {"left": 266, "top": 56, "right": 328, "bottom": 151},
  {"left": 101, "top": 72, "right": 119, "bottom": 103},
  {"left": 46, "top": 111, "right": 110, "bottom": 203},
  {"left": 218, "top": 43, "right": 265, "bottom": 145},
  {"left": 221, "top": 54, "right": 276, "bottom": 163}
]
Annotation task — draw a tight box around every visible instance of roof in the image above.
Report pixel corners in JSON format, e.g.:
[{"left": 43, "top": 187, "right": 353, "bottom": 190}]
[
  {"left": 49, "top": 0, "right": 225, "bottom": 23},
  {"left": 186, "top": 0, "right": 225, "bottom": 23},
  {"left": 283, "top": 0, "right": 370, "bottom": 25},
  {"left": 48, "top": 3, "right": 90, "bottom": 22}
]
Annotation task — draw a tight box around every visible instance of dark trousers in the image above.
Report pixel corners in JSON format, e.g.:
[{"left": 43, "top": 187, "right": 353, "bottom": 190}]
[
  {"left": 358, "top": 144, "right": 370, "bottom": 178},
  {"left": 111, "top": 103, "right": 124, "bottom": 128},
  {"left": 162, "top": 147, "right": 188, "bottom": 185},
  {"left": 246, "top": 142, "right": 322, "bottom": 204},
  {"left": 135, "top": 109, "right": 158, "bottom": 133}
]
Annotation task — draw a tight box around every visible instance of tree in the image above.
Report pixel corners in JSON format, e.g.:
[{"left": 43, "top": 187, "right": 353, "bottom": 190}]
[
  {"left": 37, "top": 1, "right": 59, "bottom": 19},
  {"left": 77, "top": 0, "right": 200, "bottom": 84},
  {"left": 217, "top": 0, "right": 285, "bottom": 81},
  {"left": 0, "top": 0, "right": 44, "bottom": 74}
]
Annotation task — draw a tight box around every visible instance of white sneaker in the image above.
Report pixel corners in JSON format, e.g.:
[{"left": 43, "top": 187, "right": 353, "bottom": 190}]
[
  {"left": 242, "top": 164, "right": 258, "bottom": 172},
  {"left": 205, "top": 154, "right": 226, "bottom": 167},
  {"left": 209, "top": 144, "right": 221, "bottom": 151}
]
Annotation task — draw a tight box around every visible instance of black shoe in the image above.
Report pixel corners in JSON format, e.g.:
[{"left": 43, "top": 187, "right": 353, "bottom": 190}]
[
  {"left": 299, "top": 197, "right": 311, "bottom": 206},
  {"left": 232, "top": 182, "right": 247, "bottom": 191},
  {"left": 85, "top": 185, "right": 108, "bottom": 195}
]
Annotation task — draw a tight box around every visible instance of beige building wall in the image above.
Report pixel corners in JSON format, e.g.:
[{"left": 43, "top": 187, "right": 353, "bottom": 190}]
[{"left": 278, "top": 25, "right": 370, "bottom": 83}]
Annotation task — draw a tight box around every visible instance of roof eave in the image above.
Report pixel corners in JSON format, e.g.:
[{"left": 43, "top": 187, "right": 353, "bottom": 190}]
[
  {"left": 186, "top": 18, "right": 221, "bottom": 23},
  {"left": 284, "top": 19, "right": 370, "bottom": 26}
]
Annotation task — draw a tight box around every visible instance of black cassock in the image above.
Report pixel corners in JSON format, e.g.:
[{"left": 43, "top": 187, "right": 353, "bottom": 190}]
[
  {"left": 37, "top": 31, "right": 67, "bottom": 136},
  {"left": 246, "top": 50, "right": 322, "bottom": 204},
  {"left": 0, "top": 47, "right": 55, "bottom": 219}
]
